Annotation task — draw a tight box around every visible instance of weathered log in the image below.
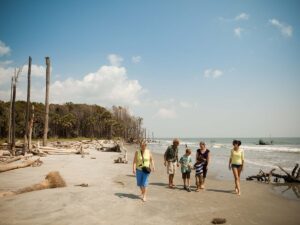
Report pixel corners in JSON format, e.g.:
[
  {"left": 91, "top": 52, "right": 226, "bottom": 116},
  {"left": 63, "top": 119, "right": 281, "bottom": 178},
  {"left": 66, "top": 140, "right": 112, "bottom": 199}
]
[
  {"left": 0, "top": 157, "right": 40, "bottom": 173},
  {"left": 0, "top": 150, "right": 11, "bottom": 156},
  {"left": 3, "top": 156, "right": 23, "bottom": 164},
  {"left": 0, "top": 171, "right": 66, "bottom": 197}
]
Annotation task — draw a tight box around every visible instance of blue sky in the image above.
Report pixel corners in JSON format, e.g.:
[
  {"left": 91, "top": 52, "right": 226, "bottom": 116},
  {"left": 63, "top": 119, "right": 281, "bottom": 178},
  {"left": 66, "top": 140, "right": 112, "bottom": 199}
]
[{"left": 0, "top": 0, "right": 299, "bottom": 137}]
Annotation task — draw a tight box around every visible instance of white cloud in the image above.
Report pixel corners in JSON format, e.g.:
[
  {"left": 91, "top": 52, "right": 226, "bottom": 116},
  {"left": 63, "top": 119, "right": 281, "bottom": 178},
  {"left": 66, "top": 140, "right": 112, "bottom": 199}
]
[
  {"left": 49, "top": 64, "right": 143, "bottom": 106},
  {"left": 155, "top": 108, "right": 177, "bottom": 119},
  {"left": 204, "top": 69, "right": 223, "bottom": 79},
  {"left": 235, "top": 13, "right": 249, "bottom": 21},
  {"left": 0, "top": 66, "right": 14, "bottom": 85},
  {"left": 0, "top": 40, "right": 11, "bottom": 56},
  {"left": 234, "top": 27, "right": 243, "bottom": 37},
  {"left": 269, "top": 18, "right": 293, "bottom": 37},
  {"left": 132, "top": 56, "right": 141, "bottom": 64},
  {"left": 108, "top": 54, "right": 123, "bottom": 66},
  {"left": 179, "top": 101, "right": 192, "bottom": 108},
  {"left": 21, "top": 64, "right": 46, "bottom": 77}
]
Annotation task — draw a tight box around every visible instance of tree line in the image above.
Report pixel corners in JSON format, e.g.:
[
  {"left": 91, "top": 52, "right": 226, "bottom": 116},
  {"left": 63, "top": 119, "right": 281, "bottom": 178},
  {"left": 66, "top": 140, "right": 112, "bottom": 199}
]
[{"left": 0, "top": 100, "right": 144, "bottom": 141}]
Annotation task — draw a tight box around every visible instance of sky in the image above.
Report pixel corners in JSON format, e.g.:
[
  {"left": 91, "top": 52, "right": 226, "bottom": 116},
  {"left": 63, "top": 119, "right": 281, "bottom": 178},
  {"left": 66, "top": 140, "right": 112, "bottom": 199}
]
[{"left": 0, "top": 0, "right": 299, "bottom": 138}]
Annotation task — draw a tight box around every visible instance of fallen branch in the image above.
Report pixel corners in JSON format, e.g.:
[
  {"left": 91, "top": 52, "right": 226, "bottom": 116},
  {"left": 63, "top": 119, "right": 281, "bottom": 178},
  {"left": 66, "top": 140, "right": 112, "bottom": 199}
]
[{"left": 0, "top": 157, "right": 40, "bottom": 173}]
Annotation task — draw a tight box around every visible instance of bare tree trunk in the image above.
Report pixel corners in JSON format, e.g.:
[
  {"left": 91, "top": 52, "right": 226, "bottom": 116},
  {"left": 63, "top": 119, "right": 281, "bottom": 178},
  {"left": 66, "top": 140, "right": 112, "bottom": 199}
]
[
  {"left": 23, "top": 56, "right": 31, "bottom": 154},
  {"left": 28, "top": 105, "right": 34, "bottom": 150},
  {"left": 8, "top": 77, "right": 13, "bottom": 145},
  {"left": 43, "top": 57, "right": 50, "bottom": 146},
  {"left": 11, "top": 74, "right": 17, "bottom": 155}
]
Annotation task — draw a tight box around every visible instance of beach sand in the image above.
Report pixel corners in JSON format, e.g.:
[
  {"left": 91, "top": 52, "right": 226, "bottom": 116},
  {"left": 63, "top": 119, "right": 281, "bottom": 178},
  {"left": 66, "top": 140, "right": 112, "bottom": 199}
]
[{"left": 0, "top": 143, "right": 299, "bottom": 225}]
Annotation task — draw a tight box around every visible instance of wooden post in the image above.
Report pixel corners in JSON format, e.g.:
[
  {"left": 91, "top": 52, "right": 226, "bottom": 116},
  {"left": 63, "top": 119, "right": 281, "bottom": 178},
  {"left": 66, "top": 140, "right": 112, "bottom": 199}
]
[
  {"left": 8, "top": 77, "right": 13, "bottom": 144},
  {"left": 43, "top": 57, "right": 50, "bottom": 146},
  {"left": 23, "top": 56, "right": 31, "bottom": 154}
]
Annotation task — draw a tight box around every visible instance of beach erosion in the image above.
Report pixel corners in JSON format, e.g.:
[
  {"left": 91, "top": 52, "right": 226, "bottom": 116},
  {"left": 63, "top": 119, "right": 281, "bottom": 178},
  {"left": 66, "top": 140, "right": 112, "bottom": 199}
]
[{"left": 0, "top": 142, "right": 299, "bottom": 225}]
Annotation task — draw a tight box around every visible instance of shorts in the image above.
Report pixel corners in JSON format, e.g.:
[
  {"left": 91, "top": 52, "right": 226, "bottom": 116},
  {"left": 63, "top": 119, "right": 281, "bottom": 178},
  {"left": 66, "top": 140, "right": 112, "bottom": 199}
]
[
  {"left": 182, "top": 172, "right": 191, "bottom": 179},
  {"left": 136, "top": 169, "right": 150, "bottom": 187},
  {"left": 231, "top": 164, "right": 242, "bottom": 169},
  {"left": 167, "top": 161, "right": 176, "bottom": 175}
]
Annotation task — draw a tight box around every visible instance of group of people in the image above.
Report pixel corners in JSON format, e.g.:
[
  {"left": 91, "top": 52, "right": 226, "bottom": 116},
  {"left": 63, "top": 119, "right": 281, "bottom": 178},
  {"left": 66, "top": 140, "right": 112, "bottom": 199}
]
[{"left": 132, "top": 138, "right": 244, "bottom": 202}]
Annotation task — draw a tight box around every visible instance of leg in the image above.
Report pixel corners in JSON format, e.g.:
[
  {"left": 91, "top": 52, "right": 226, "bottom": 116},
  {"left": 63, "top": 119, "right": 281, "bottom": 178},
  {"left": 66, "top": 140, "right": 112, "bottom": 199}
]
[
  {"left": 202, "top": 167, "right": 207, "bottom": 188},
  {"left": 199, "top": 175, "right": 204, "bottom": 189},
  {"left": 141, "top": 172, "right": 150, "bottom": 201},
  {"left": 171, "top": 174, "right": 175, "bottom": 186},
  {"left": 232, "top": 167, "right": 240, "bottom": 195},
  {"left": 195, "top": 175, "right": 200, "bottom": 191},
  {"left": 142, "top": 187, "right": 147, "bottom": 201},
  {"left": 237, "top": 166, "right": 242, "bottom": 195},
  {"left": 168, "top": 174, "right": 172, "bottom": 187}
]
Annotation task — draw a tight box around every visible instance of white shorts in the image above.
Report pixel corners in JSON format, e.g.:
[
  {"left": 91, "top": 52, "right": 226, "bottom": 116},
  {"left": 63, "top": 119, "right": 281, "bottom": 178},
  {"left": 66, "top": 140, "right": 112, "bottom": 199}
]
[{"left": 167, "top": 161, "right": 176, "bottom": 175}]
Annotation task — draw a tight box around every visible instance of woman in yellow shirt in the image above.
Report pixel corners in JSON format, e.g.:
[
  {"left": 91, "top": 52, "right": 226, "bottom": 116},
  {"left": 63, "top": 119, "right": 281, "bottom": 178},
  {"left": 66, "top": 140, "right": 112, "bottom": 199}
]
[
  {"left": 228, "top": 140, "right": 244, "bottom": 196},
  {"left": 133, "top": 140, "right": 155, "bottom": 202}
]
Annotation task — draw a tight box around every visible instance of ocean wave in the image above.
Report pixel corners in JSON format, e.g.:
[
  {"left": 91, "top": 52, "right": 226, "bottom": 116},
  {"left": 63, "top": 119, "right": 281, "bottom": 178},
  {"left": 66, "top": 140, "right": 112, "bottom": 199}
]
[
  {"left": 245, "top": 159, "right": 296, "bottom": 171},
  {"left": 242, "top": 145, "right": 300, "bottom": 153}
]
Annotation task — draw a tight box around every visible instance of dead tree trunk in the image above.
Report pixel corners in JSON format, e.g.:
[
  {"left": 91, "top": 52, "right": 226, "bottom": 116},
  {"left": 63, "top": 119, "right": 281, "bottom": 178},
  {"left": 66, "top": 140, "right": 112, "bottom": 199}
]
[
  {"left": 23, "top": 56, "right": 32, "bottom": 155},
  {"left": 28, "top": 105, "right": 34, "bottom": 150},
  {"left": 11, "top": 74, "right": 17, "bottom": 155},
  {"left": 7, "top": 77, "right": 13, "bottom": 145},
  {"left": 43, "top": 57, "right": 50, "bottom": 146}
]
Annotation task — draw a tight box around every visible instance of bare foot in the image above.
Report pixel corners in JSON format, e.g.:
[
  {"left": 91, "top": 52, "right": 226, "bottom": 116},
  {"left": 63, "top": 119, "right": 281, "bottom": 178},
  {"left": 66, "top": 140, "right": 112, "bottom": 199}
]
[{"left": 142, "top": 196, "right": 147, "bottom": 202}]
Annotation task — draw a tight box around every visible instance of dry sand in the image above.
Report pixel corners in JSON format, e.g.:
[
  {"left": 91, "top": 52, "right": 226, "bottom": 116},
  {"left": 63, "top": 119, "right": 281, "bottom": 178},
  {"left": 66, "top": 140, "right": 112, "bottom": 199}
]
[{"left": 0, "top": 143, "right": 299, "bottom": 225}]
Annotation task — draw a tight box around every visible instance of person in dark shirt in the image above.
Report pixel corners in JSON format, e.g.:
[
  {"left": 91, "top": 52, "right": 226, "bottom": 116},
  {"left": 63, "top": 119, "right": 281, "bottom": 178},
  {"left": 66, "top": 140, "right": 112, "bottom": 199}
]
[
  {"left": 164, "top": 138, "right": 180, "bottom": 188},
  {"left": 195, "top": 141, "right": 210, "bottom": 189}
]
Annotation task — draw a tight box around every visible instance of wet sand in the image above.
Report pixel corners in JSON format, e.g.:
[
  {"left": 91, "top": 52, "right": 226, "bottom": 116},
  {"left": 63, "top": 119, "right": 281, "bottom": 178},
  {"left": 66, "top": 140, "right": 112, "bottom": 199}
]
[{"left": 0, "top": 143, "right": 299, "bottom": 225}]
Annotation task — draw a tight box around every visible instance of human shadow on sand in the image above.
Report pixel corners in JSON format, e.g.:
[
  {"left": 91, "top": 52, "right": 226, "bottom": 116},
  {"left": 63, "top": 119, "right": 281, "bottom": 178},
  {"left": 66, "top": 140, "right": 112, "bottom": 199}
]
[
  {"left": 206, "top": 189, "right": 234, "bottom": 194},
  {"left": 126, "top": 175, "right": 136, "bottom": 178},
  {"left": 115, "top": 193, "right": 141, "bottom": 199},
  {"left": 149, "top": 182, "right": 168, "bottom": 187}
]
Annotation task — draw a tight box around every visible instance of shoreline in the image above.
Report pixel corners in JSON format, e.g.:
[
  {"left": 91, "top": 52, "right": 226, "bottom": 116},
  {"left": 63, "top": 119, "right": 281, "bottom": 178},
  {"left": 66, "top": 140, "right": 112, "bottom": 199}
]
[{"left": 0, "top": 142, "right": 299, "bottom": 225}]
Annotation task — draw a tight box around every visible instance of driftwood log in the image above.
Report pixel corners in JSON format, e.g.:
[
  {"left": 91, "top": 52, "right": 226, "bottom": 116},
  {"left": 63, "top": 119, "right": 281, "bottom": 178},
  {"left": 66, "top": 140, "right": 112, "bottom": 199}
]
[
  {"left": 247, "top": 164, "right": 300, "bottom": 183},
  {"left": 0, "top": 157, "right": 40, "bottom": 173},
  {"left": 0, "top": 171, "right": 66, "bottom": 197}
]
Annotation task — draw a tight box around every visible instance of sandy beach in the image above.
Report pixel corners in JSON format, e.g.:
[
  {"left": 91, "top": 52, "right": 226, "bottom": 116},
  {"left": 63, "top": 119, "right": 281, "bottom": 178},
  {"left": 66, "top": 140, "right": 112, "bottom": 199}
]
[{"left": 0, "top": 143, "right": 299, "bottom": 225}]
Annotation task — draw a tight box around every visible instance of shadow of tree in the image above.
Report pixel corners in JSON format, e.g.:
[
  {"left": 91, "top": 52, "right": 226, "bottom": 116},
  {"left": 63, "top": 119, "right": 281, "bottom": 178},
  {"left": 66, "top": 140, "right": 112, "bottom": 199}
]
[{"left": 115, "top": 193, "right": 140, "bottom": 199}]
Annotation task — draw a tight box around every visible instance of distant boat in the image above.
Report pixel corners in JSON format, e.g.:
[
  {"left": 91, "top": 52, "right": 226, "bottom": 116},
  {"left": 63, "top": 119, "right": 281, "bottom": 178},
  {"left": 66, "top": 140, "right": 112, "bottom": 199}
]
[{"left": 258, "top": 139, "right": 274, "bottom": 145}]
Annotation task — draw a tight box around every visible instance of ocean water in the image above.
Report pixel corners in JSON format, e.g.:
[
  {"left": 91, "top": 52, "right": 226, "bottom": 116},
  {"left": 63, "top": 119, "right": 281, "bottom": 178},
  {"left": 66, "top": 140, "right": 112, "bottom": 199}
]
[{"left": 147, "top": 137, "right": 300, "bottom": 180}]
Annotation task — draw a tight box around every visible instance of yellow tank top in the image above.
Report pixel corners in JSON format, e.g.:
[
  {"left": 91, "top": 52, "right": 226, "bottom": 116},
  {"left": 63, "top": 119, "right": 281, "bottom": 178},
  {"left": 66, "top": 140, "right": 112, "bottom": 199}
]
[
  {"left": 136, "top": 149, "right": 150, "bottom": 170},
  {"left": 230, "top": 149, "right": 244, "bottom": 165}
]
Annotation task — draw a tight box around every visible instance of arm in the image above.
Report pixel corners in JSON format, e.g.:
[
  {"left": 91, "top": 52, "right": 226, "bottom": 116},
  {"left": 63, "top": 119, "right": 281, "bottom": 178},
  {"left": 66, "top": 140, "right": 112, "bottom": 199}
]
[
  {"left": 150, "top": 153, "right": 155, "bottom": 172},
  {"left": 228, "top": 150, "right": 232, "bottom": 170},
  {"left": 133, "top": 151, "right": 137, "bottom": 174},
  {"left": 241, "top": 150, "right": 245, "bottom": 171},
  {"left": 164, "top": 149, "right": 167, "bottom": 166},
  {"left": 176, "top": 150, "right": 179, "bottom": 167},
  {"left": 207, "top": 152, "right": 211, "bottom": 167}
]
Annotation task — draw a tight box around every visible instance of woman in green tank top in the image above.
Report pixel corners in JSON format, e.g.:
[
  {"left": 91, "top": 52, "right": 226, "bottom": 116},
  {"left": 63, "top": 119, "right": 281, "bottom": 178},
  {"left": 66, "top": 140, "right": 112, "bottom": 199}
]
[{"left": 133, "top": 140, "right": 155, "bottom": 202}]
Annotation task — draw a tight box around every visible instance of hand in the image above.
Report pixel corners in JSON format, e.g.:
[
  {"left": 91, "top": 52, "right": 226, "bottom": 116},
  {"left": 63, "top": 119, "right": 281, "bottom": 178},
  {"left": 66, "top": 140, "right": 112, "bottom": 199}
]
[
  {"left": 228, "top": 165, "right": 231, "bottom": 170},
  {"left": 177, "top": 163, "right": 180, "bottom": 167},
  {"left": 133, "top": 170, "right": 136, "bottom": 175},
  {"left": 164, "top": 161, "right": 167, "bottom": 167},
  {"left": 152, "top": 167, "right": 155, "bottom": 172}
]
